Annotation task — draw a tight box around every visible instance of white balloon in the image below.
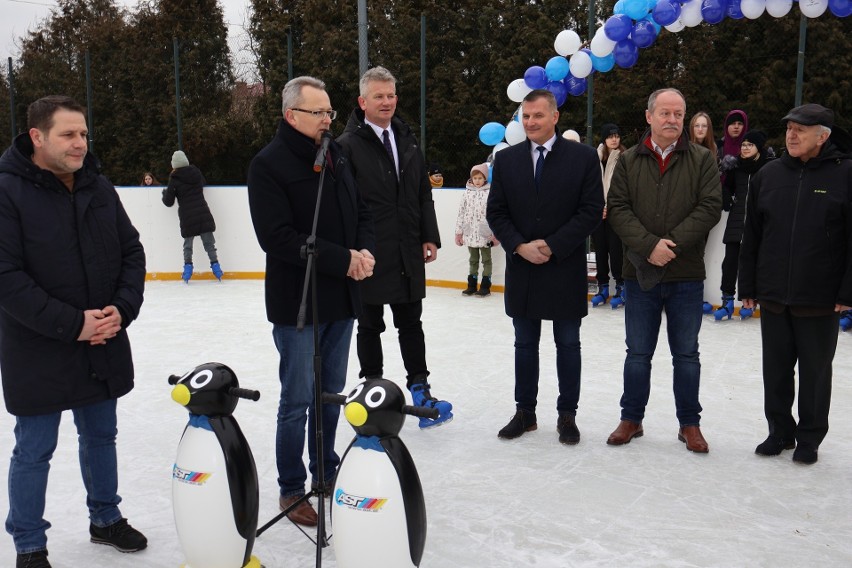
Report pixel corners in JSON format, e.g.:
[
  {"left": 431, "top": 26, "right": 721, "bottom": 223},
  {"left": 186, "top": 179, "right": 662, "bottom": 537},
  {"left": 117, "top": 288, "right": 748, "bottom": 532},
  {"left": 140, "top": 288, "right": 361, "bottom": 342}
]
[
  {"left": 740, "top": 0, "right": 766, "bottom": 18},
  {"left": 554, "top": 30, "right": 582, "bottom": 56},
  {"left": 664, "top": 18, "right": 686, "bottom": 33},
  {"left": 590, "top": 28, "right": 617, "bottom": 57},
  {"left": 799, "top": 0, "right": 828, "bottom": 17},
  {"left": 505, "top": 120, "right": 526, "bottom": 145},
  {"left": 569, "top": 51, "right": 594, "bottom": 79},
  {"left": 765, "top": 0, "right": 793, "bottom": 17},
  {"left": 680, "top": 0, "right": 704, "bottom": 26},
  {"left": 506, "top": 79, "right": 532, "bottom": 103},
  {"left": 492, "top": 142, "right": 510, "bottom": 155}
]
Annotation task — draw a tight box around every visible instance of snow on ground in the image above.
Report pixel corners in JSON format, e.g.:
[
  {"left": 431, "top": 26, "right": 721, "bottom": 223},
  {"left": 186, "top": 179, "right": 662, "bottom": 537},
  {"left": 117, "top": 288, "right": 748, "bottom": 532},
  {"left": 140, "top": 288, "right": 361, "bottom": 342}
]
[{"left": 2, "top": 280, "right": 851, "bottom": 567}]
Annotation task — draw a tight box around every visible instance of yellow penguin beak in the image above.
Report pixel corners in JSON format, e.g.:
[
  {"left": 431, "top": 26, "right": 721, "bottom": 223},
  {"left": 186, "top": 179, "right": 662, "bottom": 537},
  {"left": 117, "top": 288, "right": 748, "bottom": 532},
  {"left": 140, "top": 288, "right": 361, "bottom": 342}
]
[
  {"left": 344, "top": 402, "right": 368, "bottom": 427},
  {"left": 171, "top": 384, "right": 191, "bottom": 407}
]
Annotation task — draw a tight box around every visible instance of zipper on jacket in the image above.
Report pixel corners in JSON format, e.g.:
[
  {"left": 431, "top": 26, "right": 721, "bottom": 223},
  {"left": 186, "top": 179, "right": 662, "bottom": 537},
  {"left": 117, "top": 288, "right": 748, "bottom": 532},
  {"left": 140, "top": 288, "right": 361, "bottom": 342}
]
[{"left": 786, "top": 168, "right": 805, "bottom": 304}]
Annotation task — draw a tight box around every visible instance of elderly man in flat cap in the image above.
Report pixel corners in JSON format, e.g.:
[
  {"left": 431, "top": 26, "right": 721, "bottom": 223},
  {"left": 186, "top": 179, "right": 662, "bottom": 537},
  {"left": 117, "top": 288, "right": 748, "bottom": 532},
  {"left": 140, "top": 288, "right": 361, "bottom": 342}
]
[{"left": 739, "top": 103, "right": 852, "bottom": 465}]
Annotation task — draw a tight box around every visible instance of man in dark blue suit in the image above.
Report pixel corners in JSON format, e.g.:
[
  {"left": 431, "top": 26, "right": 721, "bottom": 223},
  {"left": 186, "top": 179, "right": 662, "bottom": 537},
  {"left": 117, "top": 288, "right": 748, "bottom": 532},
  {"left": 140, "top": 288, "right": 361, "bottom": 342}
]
[{"left": 486, "top": 89, "right": 604, "bottom": 444}]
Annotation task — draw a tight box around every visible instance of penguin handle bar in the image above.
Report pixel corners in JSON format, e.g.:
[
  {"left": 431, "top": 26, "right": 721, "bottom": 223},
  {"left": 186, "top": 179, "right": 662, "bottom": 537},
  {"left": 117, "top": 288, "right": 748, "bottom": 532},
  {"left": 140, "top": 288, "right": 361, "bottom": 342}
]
[
  {"left": 228, "top": 387, "right": 261, "bottom": 401},
  {"left": 321, "top": 393, "right": 438, "bottom": 420},
  {"left": 166, "top": 375, "right": 260, "bottom": 402}
]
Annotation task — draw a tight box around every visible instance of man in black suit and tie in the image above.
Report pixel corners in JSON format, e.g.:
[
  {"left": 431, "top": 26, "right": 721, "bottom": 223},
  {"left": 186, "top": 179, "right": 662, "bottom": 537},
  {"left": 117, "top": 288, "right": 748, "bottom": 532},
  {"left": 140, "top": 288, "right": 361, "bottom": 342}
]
[{"left": 486, "top": 89, "right": 604, "bottom": 444}]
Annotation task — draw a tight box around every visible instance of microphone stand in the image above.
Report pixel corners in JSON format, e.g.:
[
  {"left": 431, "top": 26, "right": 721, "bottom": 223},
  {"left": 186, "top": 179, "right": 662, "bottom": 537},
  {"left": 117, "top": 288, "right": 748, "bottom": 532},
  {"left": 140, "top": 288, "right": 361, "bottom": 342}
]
[{"left": 256, "top": 140, "right": 332, "bottom": 568}]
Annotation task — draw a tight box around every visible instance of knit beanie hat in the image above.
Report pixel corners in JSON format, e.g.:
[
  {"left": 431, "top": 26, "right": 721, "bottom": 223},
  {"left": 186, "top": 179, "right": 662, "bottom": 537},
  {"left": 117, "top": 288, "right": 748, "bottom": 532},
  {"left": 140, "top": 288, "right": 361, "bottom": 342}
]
[
  {"left": 742, "top": 130, "right": 767, "bottom": 153},
  {"left": 726, "top": 111, "right": 746, "bottom": 127},
  {"left": 470, "top": 163, "right": 489, "bottom": 180},
  {"left": 171, "top": 150, "right": 190, "bottom": 169},
  {"left": 600, "top": 123, "right": 620, "bottom": 140}
]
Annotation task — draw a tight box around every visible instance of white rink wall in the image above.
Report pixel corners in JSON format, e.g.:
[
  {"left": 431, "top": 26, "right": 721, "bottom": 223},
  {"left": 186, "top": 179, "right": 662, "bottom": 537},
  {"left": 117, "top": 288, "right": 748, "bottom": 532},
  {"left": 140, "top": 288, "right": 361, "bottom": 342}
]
[{"left": 118, "top": 185, "right": 728, "bottom": 303}]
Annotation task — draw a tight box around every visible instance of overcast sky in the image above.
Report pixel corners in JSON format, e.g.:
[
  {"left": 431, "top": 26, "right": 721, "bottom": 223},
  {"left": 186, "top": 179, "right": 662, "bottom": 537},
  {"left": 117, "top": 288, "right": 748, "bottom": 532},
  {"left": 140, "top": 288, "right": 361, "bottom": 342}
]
[{"left": 2, "top": 0, "right": 255, "bottom": 78}]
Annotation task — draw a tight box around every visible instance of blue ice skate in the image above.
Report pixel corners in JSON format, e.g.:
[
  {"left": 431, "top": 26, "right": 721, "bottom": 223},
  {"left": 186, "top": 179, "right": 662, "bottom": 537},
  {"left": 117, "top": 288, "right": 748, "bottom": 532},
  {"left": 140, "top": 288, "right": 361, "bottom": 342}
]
[
  {"left": 181, "top": 263, "right": 193, "bottom": 283},
  {"left": 591, "top": 284, "right": 609, "bottom": 307},
  {"left": 714, "top": 296, "right": 734, "bottom": 321},
  {"left": 740, "top": 306, "right": 754, "bottom": 320},
  {"left": 211, "top": 262, "right": 224, "bottom": 281},
  {"left": 409, "top": 383, "right": 453, "bottom": 429},
  {"left": 840, "top": 311, "right": 852, "bottom": 332},
  {"left": 702, "top": 301, "right": 714, "bottom": 314},
  {"left": 610, "top": 284, "right": 625, "bottom": 309}
]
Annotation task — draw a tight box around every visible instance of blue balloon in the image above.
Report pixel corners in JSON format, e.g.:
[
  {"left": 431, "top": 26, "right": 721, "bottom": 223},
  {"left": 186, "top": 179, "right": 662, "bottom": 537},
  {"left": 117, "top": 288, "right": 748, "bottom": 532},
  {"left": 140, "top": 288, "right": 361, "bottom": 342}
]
[
  {"left": 727, "top": 0, "right": 744, "bottom": 18},
  {"left": 701, "top": 0, "right": 728, "bottom": 24},
  {"left": 523, "top": 66, "right": 548, "bottom": 89},
  {"left": 564, "top": 75, "right": 587, "bottom": 97},
  {"left": 545, "top": 80, "right": 568, "bottom": 107},
  {"left": 604, "top": 14, "right": 633, "bottom": 41},
  {"left": 613, "top": 39, "right": 639, "bottom": 68},
  {"left": 828, "top": 0, "right": 852, "bottom": 16},
  {"left": 631, "top": 20, "right": 658, "bottom": 48},
  {"left": 643, "top": 14, "right": 662, "bottom": 33},
  {"left": 591, "top": 52, "right": 616, "bottom": 72},
  {"left": 478, "top": 122, "right": 506, "bottom": 146},
  {"left": 652, "top": 0, "right": 682, "bottom": 25},
  {"left": 613, "top": 0, "right": 627, "bottom": 14},
  {"left": 545, "top": 56, "right": 570, "bottom": 82},
  {"left": 624, "top": 0, "right": 650, "bottom": 18}
]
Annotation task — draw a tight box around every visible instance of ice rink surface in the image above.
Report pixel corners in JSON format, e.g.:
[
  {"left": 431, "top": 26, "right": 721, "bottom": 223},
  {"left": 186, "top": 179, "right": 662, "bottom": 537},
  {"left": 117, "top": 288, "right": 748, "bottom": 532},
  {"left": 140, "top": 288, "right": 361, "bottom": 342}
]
[{"left": 2, "top": 280, "right": 851, "bottom": 567}]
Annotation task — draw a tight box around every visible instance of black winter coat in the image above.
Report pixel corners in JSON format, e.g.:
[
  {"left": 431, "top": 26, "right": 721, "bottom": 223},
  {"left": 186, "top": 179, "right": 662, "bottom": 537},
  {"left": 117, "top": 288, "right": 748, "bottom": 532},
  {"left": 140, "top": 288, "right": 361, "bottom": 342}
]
[
  {"left": 487, "top": 136, "right": 604, "bottom": 320},
  {"left": 738, "top": 140, "right": 852, "bottom": 308},
  {"left": 337, "top": 109, "right": 441, "bottom": 305},
  {"left": 721, "top": 154, "right": 771, "bottom": 244},
  {"left": 247, "top": 120, "right": 374, "bottom": 325},
  {"left": 0, "top": 133, "right": 146, "bottom": 416},
  {"left": 163, "top": 165, "right": 216, "bottom": 238}
]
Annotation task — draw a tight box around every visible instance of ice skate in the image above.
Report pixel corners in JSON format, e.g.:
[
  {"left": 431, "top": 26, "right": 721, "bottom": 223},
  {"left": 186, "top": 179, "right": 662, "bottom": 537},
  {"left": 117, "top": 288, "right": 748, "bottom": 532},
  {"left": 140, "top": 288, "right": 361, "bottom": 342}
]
[
  {"left": 409, "top": 382, "right": 453, "bottom": 429},
  {"left": 591, "top": 284, "right": 609, "bottom": 307},
  {"left": 181, "top": 263, "right": 193, "bottom": 283}
]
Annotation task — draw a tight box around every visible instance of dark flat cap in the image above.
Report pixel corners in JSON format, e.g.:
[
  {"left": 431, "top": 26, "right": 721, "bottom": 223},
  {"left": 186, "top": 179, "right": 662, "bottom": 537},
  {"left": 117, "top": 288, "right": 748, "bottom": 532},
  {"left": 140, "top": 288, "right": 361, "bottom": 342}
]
[{"left": 782, "top": 103, "right": 834, "bottom": 128}]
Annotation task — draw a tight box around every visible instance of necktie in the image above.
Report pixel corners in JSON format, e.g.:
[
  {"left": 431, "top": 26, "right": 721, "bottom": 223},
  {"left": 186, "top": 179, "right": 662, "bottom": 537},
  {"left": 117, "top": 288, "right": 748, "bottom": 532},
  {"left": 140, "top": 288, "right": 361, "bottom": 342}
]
[
  {"left": 382, "top": 130, "right": 395, "bottom": 166},
  {"left": 535, "top": 146, "right": 546, "bottom": 191}
]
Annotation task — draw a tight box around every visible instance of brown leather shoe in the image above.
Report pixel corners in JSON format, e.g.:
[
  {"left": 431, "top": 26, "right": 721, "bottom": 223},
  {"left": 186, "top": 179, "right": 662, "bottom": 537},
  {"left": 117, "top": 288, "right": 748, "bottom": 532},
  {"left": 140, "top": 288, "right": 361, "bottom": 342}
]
[
  {"left": 279, "top": 495, "right": 318, "bottom": 526},
  {"left": 606, "top": 420, "right": 643, "bottom": 445},
  {"left": 678, "top": 425, "right": 709, "bottom": 453}
]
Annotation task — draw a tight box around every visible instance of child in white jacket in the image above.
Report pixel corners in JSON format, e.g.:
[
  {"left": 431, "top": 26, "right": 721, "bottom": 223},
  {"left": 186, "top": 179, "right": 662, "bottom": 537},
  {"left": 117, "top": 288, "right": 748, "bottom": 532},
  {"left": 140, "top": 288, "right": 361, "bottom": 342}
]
[{"left": 455, "top": 163, "right": 498, "bottom": 296}]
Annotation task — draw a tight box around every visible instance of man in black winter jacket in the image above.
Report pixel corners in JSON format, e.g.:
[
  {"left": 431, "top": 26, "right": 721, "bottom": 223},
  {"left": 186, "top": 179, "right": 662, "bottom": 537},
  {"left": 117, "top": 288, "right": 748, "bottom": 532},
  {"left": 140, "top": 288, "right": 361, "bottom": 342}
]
[
  {"left": 247, "top": 76, "right": 375, "bottom": 527},
  {"left": 0, "top": 96, "right": 147, "bottom": 567},
  {"left": 337, "top": 66, "right": 452, "bottom": 428},
  {"left": 739, "top": 103, "right": 852, "bottom": 465}
]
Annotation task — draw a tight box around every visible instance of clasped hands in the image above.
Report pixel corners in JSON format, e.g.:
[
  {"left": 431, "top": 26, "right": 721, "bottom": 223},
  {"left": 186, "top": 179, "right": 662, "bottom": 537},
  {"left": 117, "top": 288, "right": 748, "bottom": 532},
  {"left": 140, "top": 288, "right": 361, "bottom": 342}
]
[
  {"left": 348, "top": 249, "right": 375, "bottom": 281},
  {"left": 515, "top": 239, "right": 552, "bottom": 264},
  {"left": 77, "top": 305, "right": 122, "bottom": 346}
]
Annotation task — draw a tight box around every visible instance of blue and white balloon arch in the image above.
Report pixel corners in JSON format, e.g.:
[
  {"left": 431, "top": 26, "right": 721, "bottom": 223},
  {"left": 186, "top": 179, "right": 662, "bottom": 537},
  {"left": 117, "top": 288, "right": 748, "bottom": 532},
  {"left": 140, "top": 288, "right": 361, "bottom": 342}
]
[{"left": 478, "top": 0, "right": 851, "bottom": 151}]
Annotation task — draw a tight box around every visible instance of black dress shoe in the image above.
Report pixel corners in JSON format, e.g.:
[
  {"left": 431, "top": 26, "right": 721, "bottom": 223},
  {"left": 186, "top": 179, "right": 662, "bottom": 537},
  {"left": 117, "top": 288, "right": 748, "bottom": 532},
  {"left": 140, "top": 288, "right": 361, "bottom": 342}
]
[
  {"left": 557, "top": 414, "right": 580, "bottom": 445},
  {"left": 755, "top": 436, "right": 796, "bottom": 456},
  {"left": 498, "top": 410, "right": 537, "bottom": 439},
  {"left": 792, "top": 444, "right": 818, "bottom": 465}
]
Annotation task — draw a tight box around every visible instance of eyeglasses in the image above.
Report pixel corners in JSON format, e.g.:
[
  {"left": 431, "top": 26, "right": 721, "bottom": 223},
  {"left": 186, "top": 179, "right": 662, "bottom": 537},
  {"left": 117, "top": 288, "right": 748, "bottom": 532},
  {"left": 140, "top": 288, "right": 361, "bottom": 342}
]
[
  {"left": 741, "top": 142, "right": 755, "bottom": 148},
  {"left": 290, "top": 108, "right": 337, "bottom": 120}
]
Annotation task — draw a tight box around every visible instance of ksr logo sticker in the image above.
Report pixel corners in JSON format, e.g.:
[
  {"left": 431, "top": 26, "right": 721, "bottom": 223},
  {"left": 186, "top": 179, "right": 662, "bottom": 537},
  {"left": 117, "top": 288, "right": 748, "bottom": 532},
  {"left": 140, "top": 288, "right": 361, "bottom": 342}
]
[
  {"left": 334, "top": 487, "right": 388, "bottom": 512},
  {"left": 173, "top": 464, "right": 212, "bottom": 485}
]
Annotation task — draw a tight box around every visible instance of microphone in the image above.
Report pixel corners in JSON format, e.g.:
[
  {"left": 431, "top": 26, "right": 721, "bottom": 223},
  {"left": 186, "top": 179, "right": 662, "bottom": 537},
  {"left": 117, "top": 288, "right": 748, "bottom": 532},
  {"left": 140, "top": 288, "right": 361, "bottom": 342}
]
[{"left": 313, "top": 131, "right": 333, "bottom": 173}]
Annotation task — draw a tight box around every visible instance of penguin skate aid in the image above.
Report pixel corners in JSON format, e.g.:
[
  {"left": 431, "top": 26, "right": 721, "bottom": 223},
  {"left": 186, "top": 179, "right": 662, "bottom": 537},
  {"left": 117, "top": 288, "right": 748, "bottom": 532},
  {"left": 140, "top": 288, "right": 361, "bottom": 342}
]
[
  {"left": 168, "top": 363, "right": 264, "bottom": 568},
  {"left": 322, "top": 378, "right": 438, "bottom": 568}
]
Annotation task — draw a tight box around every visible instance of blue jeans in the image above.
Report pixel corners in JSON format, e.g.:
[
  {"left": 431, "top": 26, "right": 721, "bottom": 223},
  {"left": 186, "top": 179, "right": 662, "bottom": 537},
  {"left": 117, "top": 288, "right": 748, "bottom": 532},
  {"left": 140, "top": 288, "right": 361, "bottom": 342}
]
[
  {"left": 6, "top": 398, "right": 122, "bottom": 554},
  {"left": 272, "top": 319, "right": 353, "bottom": 499},
  {"left": 621, "top": 280, "right": 704, "bottom": 425},
  {"left": 513, "top": 317, "right": 582, "bottom": 415}
]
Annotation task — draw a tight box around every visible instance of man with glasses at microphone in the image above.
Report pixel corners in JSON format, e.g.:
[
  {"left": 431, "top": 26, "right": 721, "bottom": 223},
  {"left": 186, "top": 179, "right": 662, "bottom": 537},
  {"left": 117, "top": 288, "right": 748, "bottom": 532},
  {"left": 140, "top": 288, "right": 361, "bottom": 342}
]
[{"left": 247, "top": 76, "right": 375, "bottom": 526}]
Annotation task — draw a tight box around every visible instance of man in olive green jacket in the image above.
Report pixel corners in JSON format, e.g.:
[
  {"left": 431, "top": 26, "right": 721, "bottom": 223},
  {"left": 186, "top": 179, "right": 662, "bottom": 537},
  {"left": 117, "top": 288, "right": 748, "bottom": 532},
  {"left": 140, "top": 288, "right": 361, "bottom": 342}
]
[{"left": 605, "top": 88, "right": 722, "bottom": 453}]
